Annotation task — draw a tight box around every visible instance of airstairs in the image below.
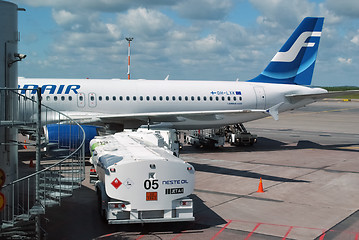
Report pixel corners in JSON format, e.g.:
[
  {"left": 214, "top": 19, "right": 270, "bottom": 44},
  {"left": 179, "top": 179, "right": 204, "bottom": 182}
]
[{"left": 0, "top": 88, "right": 86, "bottom": 239}]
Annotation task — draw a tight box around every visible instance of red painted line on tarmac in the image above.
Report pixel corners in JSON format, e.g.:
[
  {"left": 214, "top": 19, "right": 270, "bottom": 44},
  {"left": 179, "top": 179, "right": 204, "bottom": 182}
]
[
  {"left": 210, "top": 220, "right": 233, "bottom": 240},
  {"left": 230, "top": 219, "right": 328, "bottom": 232},
  {"left": 318, "top": 232, "right": 326, "bottom": 240},
  {"left": 136, "top": 235, "right": 145, "bottom": 240},
  {"left": 224, "top": 219, "right": 359, "bottom": 239},
  {"left": 171, "top": 233, "right": 183, "bottom": 240},
  {"left": 282, "top": 226, "right": 293, "bottom": 240},
  {"left": 244, "top": 223, "right": 262, "bottom": 240},
  {"left": 171, "top": 216, "right": 203, "bottom": 240}
]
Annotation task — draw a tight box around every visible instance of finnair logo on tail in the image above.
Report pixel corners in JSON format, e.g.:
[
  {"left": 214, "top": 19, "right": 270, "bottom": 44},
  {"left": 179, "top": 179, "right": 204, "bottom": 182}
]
[{"left": 272, "top": 31, "right": 321, "bottom": 62}]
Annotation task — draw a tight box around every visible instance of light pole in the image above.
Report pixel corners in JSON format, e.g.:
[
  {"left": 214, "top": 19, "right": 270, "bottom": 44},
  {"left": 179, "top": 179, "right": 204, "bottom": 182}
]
[{"left": 125, "top": 37, "right": 133, "bottom": 79}]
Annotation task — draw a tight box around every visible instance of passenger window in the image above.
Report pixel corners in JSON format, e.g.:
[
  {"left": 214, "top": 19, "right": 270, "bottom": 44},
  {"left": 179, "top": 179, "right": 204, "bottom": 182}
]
[
  {"left": 227, "top": 96, "right": 231, "bottom": 101},
  {"left": 185, "top": 96, "right": 188, "bottom": 101},
  {"left": 178, "top": 96, "right": 182, "bottom": 101},
  {"left": 99, "top": 96, "right": 102, "bottom": 101},
  {"left": 140, "top": 96, "right": 144, "bottom": 101},
  {"left": 222, "top": 96, "right": 225, "bottom": 101},
  {"left": 203, "top": 96, "right": 207, "bottom": 101},
  {"left": 216, "top": 96, "right": 219, "bottom": 101},
  {"left": 126, "top": 96, "right": 130, "bottom": 101},
  {"left": 240, "top": 97, "right": 242, "bottom": 101},
  {"left": 105, "top": 96, "right": 109, "bottom": 101},
  {"left": 172, "top": 96, "right": 176, "bottom": 101},
  {"left": 113, "top": 96, "right": 116, "bottom": 101},
  {"left": 197, "top": 96, "right": 201, "bottom": 101},
  {"left": 233, "top": 96, "right": 237, "bottom": 101},
  {"left": 159, "top": 96, "right": 163, "bottom": 101},
  {"left": 119, "top": 96, "right": 123, "bottom": 101},
  {"left": 153, "top": 96, "right": 156, "bottom": 101},
  {"left": 54, "top": 96, "right": 58, "bottom": 101},
  {"left": 210, "top": 96, "right": 213, "bottom": 101},
  {"left": 146, "top": 96, "right": 150, "bottom": 101},
  {"left": 90, "top": 96, "right": 95, "bottom": 101},
  {"left": 191, "top": 96, "right": 195, "bottom": 101},
  {"left": 46, "top": 96, "right": 50, "bottom": 101},
  {"left": 61, "top": 96, "right": 65, "bottom": 101},
  {"left": 69, "top": 96, "right": 72, "bottom": 101},
  {"left": 133, "top": 96, "right": 136, "bottom": 101},
  {"left": 166, "top": 96, "right": 169, "bottom": 101}
]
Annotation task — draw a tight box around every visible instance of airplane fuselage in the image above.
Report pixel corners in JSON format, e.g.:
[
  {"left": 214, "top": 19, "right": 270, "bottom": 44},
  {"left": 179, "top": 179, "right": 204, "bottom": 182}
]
[{"left": 18, "top": 78, "right": 327, "bottom": 129}]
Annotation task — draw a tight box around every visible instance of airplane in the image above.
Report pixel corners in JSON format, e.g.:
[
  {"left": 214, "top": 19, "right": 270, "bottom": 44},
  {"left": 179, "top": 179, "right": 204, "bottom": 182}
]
[{"left": 17, "top": 17, "right": 359, "bottom": 140}]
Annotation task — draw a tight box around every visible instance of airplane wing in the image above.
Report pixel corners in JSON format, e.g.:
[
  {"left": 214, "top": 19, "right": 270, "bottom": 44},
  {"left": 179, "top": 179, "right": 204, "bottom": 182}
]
[
  {"left": 99, "top": 103, "right": 284, "bottom": 123},
  {"left": 285, "top": 90, "right": 359, "bottom": 101},
  {"left": 99, "top": 109, "right": 269, "bottom": 122},
  {"left": 57, "top": 104, "right": 283, "bottom": 128}
]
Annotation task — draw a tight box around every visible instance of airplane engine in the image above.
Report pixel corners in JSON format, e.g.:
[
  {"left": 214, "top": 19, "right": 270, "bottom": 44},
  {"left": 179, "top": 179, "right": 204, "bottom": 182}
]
[{"left": 44, "top": 124, "right": 103, "bottom": 155}]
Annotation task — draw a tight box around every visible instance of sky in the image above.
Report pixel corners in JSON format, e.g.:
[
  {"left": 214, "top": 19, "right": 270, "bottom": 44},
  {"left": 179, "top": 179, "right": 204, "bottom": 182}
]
[{"left": 9, "top": 0, "right": 359, "bottom": 86}]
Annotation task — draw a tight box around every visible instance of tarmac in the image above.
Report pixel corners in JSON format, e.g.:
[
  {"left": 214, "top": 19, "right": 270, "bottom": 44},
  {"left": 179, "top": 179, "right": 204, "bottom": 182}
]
[{"left": 41, "top": 100, "right": 359, "bottom": 240}]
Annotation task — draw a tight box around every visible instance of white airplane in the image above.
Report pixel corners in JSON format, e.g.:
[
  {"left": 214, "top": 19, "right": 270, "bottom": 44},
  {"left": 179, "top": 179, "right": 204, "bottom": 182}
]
[{"left": 17, "top": 17, "right": 358, "bottom": 133}]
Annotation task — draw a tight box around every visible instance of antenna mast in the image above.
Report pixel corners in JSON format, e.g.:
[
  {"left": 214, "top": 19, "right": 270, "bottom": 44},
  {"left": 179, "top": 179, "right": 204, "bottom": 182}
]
[{"left": 125, "top": 37, "right": 133, "bottom": 79}]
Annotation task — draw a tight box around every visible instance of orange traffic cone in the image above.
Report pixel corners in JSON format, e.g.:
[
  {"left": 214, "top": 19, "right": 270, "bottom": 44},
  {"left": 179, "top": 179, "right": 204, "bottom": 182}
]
[
  {"left": 29, "top": 159, "right": 34, "bottom": 168},
  {"left": 257, "top": 177, "right": 264, "bottom": 193}
]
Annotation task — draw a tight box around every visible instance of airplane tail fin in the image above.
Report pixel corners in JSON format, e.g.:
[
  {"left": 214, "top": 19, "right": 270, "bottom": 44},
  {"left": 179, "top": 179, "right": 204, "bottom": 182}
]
[{"left": 249, "top": 17, "right": 324, "bottom": 85}]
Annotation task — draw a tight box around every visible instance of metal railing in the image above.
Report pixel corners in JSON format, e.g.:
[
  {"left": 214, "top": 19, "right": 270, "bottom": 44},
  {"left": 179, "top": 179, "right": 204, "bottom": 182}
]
[{"left": 0, "top": 88, "right": 86, "bottom": 233}]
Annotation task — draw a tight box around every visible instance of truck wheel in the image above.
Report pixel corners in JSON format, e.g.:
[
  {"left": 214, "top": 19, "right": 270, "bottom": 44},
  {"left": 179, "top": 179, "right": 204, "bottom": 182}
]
[
  {"left": 97, "top": 189, "right": 107, "bottom": 222},
  {"left": 97, "top": 190, "right": 102, "bottom": 214}
]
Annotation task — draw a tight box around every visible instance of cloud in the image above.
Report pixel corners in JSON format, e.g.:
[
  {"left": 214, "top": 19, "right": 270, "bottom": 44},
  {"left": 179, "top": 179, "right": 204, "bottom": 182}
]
[
  {"left": 338, "top": 57, "right": 352, "bottom": 64},
  {"left": 192, "top": 34, "right": 225, "bottom": 55},
  {"left": 117, "top": 8, "right": 173, "bottom": 39},
  {"left": 250, "top": 0, "right": 315, "bottom": 29},
  {"left": 351, "top": 32, "right": 359, "bottom": 45},
  {"left": 215, "top": 22, "right": 252, "bottom": 46},
  {"left": 51, "top": 9, "right": 99, "bottom": 32},
  {"left": 14, "top": 0, "right": 177, "bottom": 12},
  {"left": 37, "top": 7, "right": 178, "bottom": 78},
  {"left": 325, "top": 0, "right": 359, "bottom": 18},
  {"left": 318, "top": 3, "right": 342, "bottom": 24},
  {"left": 52, "top": 9, "right": 76, "bottom": 26},
  {"left": 43, "top": 9, "right": 125, "bottom": 76},
  {"left": 173, "top": 0, "right": 233, "bottom": 20}
]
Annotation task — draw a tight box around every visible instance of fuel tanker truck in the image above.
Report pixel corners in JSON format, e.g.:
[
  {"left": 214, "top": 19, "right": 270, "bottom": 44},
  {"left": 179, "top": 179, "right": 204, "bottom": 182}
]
[{"left": 89, "top": 130, "right": 195, "bottom": 224}]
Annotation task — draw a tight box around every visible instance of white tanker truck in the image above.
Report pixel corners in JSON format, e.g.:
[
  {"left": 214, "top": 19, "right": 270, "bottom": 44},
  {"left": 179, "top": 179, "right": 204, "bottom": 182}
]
[{"left": 89, "top": 130, "right": 195, "bottom": 224}]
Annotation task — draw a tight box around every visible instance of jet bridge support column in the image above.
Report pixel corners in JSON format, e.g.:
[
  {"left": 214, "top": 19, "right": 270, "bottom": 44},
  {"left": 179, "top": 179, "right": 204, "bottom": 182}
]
[{"left": 0, "top": 1, "right": 20, "bottom": 223}]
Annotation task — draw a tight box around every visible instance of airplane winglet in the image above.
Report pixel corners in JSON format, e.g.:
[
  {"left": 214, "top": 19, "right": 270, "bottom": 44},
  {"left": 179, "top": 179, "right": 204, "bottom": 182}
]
[{"left": 266, "top": 102, "right": 284, "bottom": 121}]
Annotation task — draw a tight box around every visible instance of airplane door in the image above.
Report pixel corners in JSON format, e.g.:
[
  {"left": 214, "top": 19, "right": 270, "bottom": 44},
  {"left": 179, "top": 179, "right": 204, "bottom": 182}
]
[
  {"left": 88, "top": 92, "right": 97, "bottom": 108},
  {"left": 254, "top": 87, "right": 266, "bottom": 109},
  {"left": 77, "top": 92, "right": 85, "bottom": 108}
]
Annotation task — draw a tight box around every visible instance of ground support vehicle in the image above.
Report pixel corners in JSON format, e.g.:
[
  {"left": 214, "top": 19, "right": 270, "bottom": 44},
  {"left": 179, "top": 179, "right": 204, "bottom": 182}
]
[
  {"left": 226, "top": 124, "right": 257, "bottom": 146},
  {"left": 186, "top": 129, "right": 225, "bottom": 148},
  {"left": 89, "top": 130, "right": 195, "bottom": 224}
]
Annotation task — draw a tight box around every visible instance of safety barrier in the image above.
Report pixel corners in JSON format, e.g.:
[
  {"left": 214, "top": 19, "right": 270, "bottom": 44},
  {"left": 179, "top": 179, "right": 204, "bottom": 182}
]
[{"left": 0, "top": 88, "right": 85, "bottom": 238}]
